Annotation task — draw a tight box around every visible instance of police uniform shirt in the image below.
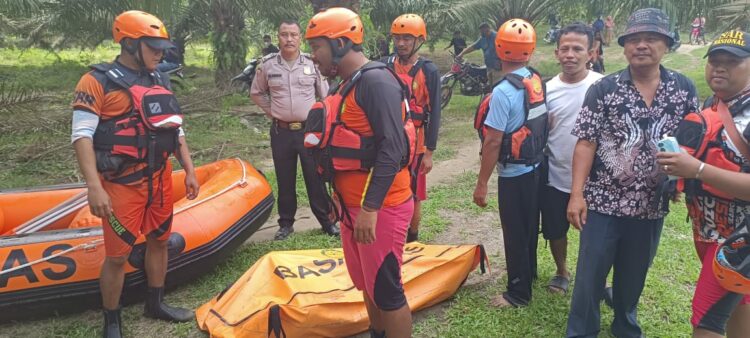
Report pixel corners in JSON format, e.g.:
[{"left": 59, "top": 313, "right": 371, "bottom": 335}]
[{"left": 250, "top": 52, "right": 328, "bottom": 122}]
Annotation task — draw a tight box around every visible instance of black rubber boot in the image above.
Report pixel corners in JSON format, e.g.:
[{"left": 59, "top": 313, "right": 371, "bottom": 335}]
[
  {"left": 369, "top": 327, "right": 386, "bottom": 338},
  {"left": 322, "top": 223, "right": 340, "bottom": 237},
  {"left": 143, "top": 286, "right": 193, "bottom": 322},
  {"left": 102, "top": 307, "right": 123, "bottom": 338},
  {"left": 274, "top": 226, "right": 294, "bottom": 240}
]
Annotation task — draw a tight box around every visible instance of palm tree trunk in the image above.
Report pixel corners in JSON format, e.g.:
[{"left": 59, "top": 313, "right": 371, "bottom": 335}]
[
  {"left": 172, "top": 33, "right": 187, "bottom": 65},
  {"left": 210, "top": 0, "right": 248, "bottom": 87},
  {"left": 309, "top": 0, "right": 360, "bottom": 13}
]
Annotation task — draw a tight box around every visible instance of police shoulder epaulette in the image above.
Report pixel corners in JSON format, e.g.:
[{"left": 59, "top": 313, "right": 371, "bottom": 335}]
[
  {"left": 260, "top": 53, "right": 278, "bottom": 64},
  {"left": 300, "top": 52, "right": 313, "bottom": 60}
]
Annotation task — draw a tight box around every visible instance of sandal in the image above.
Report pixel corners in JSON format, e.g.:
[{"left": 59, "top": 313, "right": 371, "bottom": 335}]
[{"left": 547, "top": 275, "right": 570, "bottom": 294}]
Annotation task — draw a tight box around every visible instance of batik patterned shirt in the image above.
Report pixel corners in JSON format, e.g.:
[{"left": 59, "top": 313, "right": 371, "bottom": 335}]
[{"left": 572, "top": 65, "right": 699, "bottom": 220}]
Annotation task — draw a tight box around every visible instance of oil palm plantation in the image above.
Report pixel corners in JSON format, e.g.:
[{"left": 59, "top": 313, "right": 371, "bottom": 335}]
[
  {"left": 0, "top": 0, "right": 306, "bottom": 84},
  {"left": 0, "top": 0, "right": 747, "bottom": 82}
]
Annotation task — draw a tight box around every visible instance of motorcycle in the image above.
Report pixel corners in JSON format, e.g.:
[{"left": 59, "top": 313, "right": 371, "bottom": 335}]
[
  {"left": 231, "top": 58, "right": 260, "bottom": 90},
  {"left": 157, "top": 62, "right": 187, "bottom": 89},
  {"left": 440, "top": 52, "right": 491, "bottom": 109},
  {"left": 543, "top": 25, "right": 561, "bottom": 44},
  {"left": 690, "top": 24, "right": 707, "bottom": 45}
]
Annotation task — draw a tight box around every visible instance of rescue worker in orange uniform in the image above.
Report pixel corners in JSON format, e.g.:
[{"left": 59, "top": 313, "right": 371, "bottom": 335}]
[
  {"left": 383, "top": 14, "right": 441, "bottom": 243},
  {"left": 305, "top": 7, "right": 415, "bottom": 338},
  {"left": 71, "top": 11, "right": 199, "bottom": 338},
  {"left": 658, "top": 30, "right": 750, "bottom": 337}
]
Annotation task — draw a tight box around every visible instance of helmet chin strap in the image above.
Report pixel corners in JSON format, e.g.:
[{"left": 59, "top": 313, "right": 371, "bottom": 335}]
[
  {"left": 398, "top": 38, "right": 424, "bottom": 64},
  {"left": 121, "top": 39, "right": 149, "bottom": 73},
  {"left": 329, "top": 37, "right": 353, "bottom": 67}
]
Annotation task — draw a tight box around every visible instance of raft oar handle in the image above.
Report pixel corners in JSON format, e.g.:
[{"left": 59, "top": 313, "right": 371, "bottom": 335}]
[{"left": 8, "top": 190, "right": 88, "bottom": 235}]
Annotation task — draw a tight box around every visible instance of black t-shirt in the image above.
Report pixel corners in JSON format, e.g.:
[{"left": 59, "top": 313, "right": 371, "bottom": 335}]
[
  {"left": 352, "top": 62, "right": 408, "bottom": 209},
  {"left": 448, "top": 37, "right": 467, "bottom": 54}
]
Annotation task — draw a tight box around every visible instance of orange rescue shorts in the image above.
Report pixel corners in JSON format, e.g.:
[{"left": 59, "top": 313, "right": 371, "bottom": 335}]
[{"left": 101, "top": 165, "right": 174, "bottom": 257}]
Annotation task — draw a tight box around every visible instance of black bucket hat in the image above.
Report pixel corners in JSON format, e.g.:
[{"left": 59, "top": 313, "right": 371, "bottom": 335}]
[
  {"left": 618, "top": 8, "right": 674, "bottom": 47},
  {"left": 705, "top": 30, "right": 750, "bottom": 58}
]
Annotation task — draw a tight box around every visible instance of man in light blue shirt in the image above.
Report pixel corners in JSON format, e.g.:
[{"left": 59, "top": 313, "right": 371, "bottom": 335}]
[
  {"left": 473, "top": 19, "right": 543, "bottom": 308},
  {"left": 458, "top": 22, "right": 502, "bottom": 84},
  {"left": 484, "top": 66, "right": 535, "bottom": 178}
]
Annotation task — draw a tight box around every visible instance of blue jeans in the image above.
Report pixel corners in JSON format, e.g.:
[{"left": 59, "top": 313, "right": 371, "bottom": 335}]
[{"left": 566, "top": 210, "right": 663, "bottom": 338}]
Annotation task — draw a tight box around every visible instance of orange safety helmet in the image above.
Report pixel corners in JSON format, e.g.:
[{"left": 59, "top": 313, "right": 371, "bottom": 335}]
[
  {"left": 495, "top": 18, "right": 536, "bottom": 63},
  {"left": 305, "top": 7, "right": 364, "bottom": 44},
  {"left": 391, "top": 14, "right": 427, "bottom": 40},
  {"left": 113, "top": 10, "right": 170, "bottom": 43},
  {"left": 713, "top": 232, "right": 750, "bottom": 295}
]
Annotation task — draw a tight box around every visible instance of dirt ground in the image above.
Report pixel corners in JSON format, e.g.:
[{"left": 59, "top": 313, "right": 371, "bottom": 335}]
[
  {"left": 250, "top": 142, "right": 482, "bottom": 242},
  {"left": 675, "top": 43, "right": 705, "bottom": 55}
]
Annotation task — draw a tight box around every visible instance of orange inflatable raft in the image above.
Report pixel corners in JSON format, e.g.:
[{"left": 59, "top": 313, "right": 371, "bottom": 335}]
[{"left": 0, "top": 158, "right": 273, "bottom": 321}]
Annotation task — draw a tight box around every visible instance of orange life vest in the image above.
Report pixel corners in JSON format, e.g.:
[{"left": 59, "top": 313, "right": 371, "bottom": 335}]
[
  {"left": 303, "top": 64, "right": 418, "bottom": 183},
  {"left": 91, "top": 63, "right": 182, "bottom": 204},
  {"left": 675, "top": 97, "right": 750, "bottom": 200},
  {"left": 384, "top": 56, "right": 430, "bottom": 130},
  {"left": 474, "top": 67, "right": 548, "bottom": 165}
]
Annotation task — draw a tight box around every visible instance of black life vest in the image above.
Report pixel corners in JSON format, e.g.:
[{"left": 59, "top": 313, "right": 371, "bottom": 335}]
[
  {"left": 91, "top": 63, "right": 183, "bottom": 186},
  {"left": 474, "top": 67, "right": 549, "bottom": 165},
  {"left": 303, "top": 63, "right": 418, "bottom": 183},
  {"left": 675, "top": 96, "right": 750, "bottom": 200}
]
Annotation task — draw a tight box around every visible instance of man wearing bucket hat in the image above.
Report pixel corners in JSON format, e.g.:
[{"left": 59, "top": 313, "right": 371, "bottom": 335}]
[
  {"left": 657, "top": 30, "right": 750, "bottom": 337},
  {"left": 566, "top": 8, "right": 699, "bottom": 337}
]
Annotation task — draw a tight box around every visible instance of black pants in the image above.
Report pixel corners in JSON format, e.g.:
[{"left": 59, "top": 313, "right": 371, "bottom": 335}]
[
  {"left": 566, "top": 211, "right": 663, "bottom": 338},
  {"left": 270, "top": 125, "right": 332, "bottom": 229},
  {"left": 497, "top": 168, "right": 540, "bottom": 306}
]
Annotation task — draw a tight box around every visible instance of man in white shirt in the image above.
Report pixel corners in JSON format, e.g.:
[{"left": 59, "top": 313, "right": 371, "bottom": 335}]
[{"left": 541, "top": 23, "right": 603, "bottom": 294}]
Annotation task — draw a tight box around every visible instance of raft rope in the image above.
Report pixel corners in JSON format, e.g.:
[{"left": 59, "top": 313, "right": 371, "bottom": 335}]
[
  {"left": 0, "top": 238, "right": 104, "bottom": 277},
  {"left": 0, "top": 158, "right": 250, "bottom": 275},
  {"left": 174, "top": 158, "right": 248, "bottom": 214}
]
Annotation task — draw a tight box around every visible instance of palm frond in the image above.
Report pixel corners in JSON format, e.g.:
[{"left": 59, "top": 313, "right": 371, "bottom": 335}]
[
  {"left": 0, "top": 82, "right": 45, "bottom": 108},
  {"left": 713, "top": 0, "right": 750, "bottom": 32}
]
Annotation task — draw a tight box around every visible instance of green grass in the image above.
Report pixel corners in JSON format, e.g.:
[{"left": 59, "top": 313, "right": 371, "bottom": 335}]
[
  {"left": 413, "top": 172, "right": 697, "bottom": 337},
  {"left": 0, "top": 231, "right": 341, "bottom": 338},
  {"left": 0, "top": 38, "right": 716, "bottom": 337},
  {"left": 0, "top": 42, "right": 269, "bottom": 190}
]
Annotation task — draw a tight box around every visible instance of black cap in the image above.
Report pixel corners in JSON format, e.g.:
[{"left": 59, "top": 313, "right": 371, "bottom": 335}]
[
  {"left": 142, "top": 37, "right": 175, "bottom": 50},
  {"left": 705, "top": 30, "right": 750, "bottom": 58},
  {"left": 618, "top": 8, "right": 674, "bottom": 47}
]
